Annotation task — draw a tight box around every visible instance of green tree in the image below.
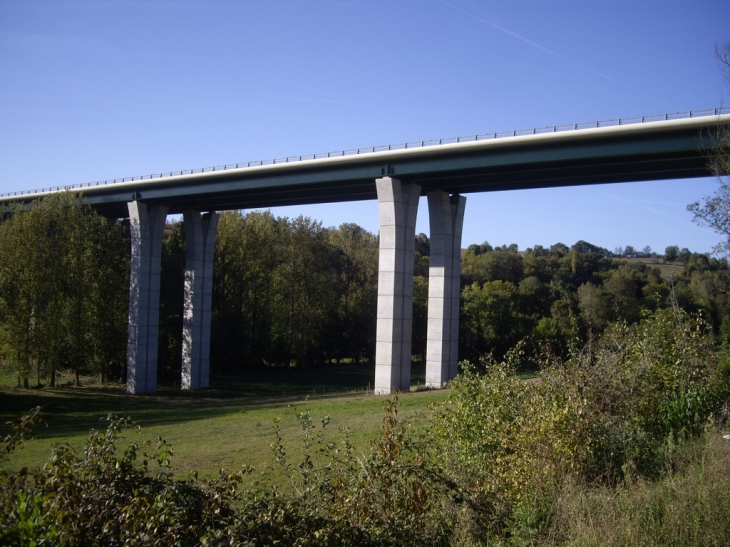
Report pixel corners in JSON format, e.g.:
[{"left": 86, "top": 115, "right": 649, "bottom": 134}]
[
  {"left": 272, "top": 216, "right": 337, "bottom": 367},
  {"left": 158, "top": 222, "right": 186, "bottom": 383},
  {"left": 461, "top": 245, "right": 523, "bottom": 286},
  {"left": 665, "top": 245, "right": 679, "bottom": 262},
  {"left": 461, "top": 280, "right": 522, "bottom": 359},
  {"left": 330, "top": 223, "right": 379, "bottom": 363},
  {"left": 0, "top": 193, "right": 129, "bottom": 387},
  {"left": 212, "top": 210, "right": 279, "bottom": 373},
  {"left": 82, "top": 216, "right": 129, "bottom": 383},
  {"left": 687, "top": 41, "right": 730, "bottom": 254}
]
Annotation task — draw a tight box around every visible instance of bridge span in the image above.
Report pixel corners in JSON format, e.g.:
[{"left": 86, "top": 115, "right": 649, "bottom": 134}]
[{"left": 3, "top": 109, "right": 728, "bottom": 394}]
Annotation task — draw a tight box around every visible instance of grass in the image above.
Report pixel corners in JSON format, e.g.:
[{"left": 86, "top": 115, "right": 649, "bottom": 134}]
[
  {"left": 618, "top": 257, "right": 684, "bottom": 280},
  {"left": 4, "top": 361, "right": 730, "bottom": 544},
  {"left": 0, "top": 361, "right": 448, "bottom": 487},
  {"left": 551, "top": 432, "right": 730, "bottom": 546}
]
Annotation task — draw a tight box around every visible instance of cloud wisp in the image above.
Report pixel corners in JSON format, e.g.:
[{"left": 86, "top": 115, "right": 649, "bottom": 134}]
[{"left": 603, "top": 191, "right": 716, "bottom": 235}]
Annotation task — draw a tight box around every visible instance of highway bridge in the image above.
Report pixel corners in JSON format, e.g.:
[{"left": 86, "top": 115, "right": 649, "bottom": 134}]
[{"left": 3, "top": 108, "right": 728, "bottom": 395}]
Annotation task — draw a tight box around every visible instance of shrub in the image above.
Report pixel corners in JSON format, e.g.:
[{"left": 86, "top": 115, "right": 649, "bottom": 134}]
[
  {"left": 3, "top": 310, "right": 729, "bottom": 545},
  {"left": 429, "top": 346, "right": 592, "bottom": 540},
  {"left": 429, "top": 309, "right": 730, "bottom": 540},
  {"left": 230, "top": 397, "right": 457, "bottom": 546},
  {"left": 1, "top": 413, "right": 246, "bottom": 546},
  {"left": 1, "top": 400, "right": 459, "bottom": 546}
]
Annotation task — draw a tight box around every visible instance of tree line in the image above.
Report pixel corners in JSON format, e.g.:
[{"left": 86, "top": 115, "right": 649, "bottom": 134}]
[
  {"left": 165, "top": 222, "right": 730, "bottom": 376},
  {"left": 457, "top": 240, "right": 730, "bottom": 363},
  {"left": 2, "top": 194, "right": 730, "bottom": 387},
  {"left": 159, "top": 211, "right": 380, "bottom": 380}
]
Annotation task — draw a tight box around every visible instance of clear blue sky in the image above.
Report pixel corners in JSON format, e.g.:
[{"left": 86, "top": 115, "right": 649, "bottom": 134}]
[{"left": 1, "top": 0, "right": 728, "bottom": 254}]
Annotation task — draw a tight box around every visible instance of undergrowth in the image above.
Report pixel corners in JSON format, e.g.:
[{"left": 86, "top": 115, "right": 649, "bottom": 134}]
[{"left": 2, "top": 309, "right": 730, "bottom": 545}]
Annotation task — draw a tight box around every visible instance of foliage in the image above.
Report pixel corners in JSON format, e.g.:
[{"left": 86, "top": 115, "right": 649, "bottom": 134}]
[
  {"left": 462, "top": 280, "right": 525, "bottom": 359},
  {"left": 429, "top": 347, "right": 593, "bottom": 538},
  {"left": 2, "top": 308, "right": 730, "bottom": 544},
  {"left": 4, "top": 195, "right": 729, "bottom": 388},
  {"left": 687, "top": 40, "right": 730, "bottom": 256},
  {"left": 430, "top": 309, "right": 730, "bottom": 541},
  {"left": 551, "top": 432, "right": 730, "bottom": 546},
  {"left": 2, "top": 406, "right": 43, "bottom": 462},
  {"left": 0, "top": 399, "right": 456, "bottom": 546},
  {"left": 209, "top": 212, "right": 380, "bottom": 375},
  {"left": 247, "top": 397, "right": 456, "bottom": 545},
  {"left": 0, "top": 413, "right": 243, "bottom": 546},
  {"left": 460, "top": 236, "right": 730, "bottom": 364},
  {"left": 0, "top": 193, "right": 129, "bottom": 387}
]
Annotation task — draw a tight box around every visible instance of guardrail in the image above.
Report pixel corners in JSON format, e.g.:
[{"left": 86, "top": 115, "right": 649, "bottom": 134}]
[{"left": 2, "top": 107, "right": 727, "bottom": 199}]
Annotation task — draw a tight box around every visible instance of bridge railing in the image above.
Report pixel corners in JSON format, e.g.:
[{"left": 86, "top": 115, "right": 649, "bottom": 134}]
[{"left": 2, "top": 107, "right": 728, "bottom": 199}]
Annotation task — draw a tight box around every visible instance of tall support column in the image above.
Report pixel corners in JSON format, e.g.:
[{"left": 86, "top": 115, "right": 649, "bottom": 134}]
[
  {"left": 375, "top": 177, "right": 421, "bottom": 395},
  {"left": 181, "top": 210, "right": 219, "bottom": 390},
  {"left": 127, "top": 202, "right": 168, "bottom": 395},
  {"left": 426, "top": 191, "right": 466, "bottom": 388}
]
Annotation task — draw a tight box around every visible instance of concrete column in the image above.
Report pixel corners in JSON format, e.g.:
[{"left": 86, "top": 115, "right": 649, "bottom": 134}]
[
  {"left": 126, "top": 202, "right": 168, "bottom": 395},
  {"left": 426, "top": 191, "right": 466, "bottom": 388},
  {"left": 375, "top": 177, "right": 421, "bottom": 395},
  {"left": 181, "top": 210, "right": 219, "bottom": 390}
]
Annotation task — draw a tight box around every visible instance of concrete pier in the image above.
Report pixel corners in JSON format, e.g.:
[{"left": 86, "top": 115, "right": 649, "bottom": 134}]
[
  {"left": 126, "top": 202, "right": 168, "bottom": 395},
  {"left": 181, "top": 210, "right": 219, "bottom": 390},
  {"left": 425, "top": 191, "right": 466, "bottom": 388},
  {"left": 374, "top": 177, "right": 421, "bottom": 394}
]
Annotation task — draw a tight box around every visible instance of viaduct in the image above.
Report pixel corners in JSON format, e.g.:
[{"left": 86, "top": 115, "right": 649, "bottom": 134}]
[{"left": 2, "top": 109, "right": 728, "bottom": 395}]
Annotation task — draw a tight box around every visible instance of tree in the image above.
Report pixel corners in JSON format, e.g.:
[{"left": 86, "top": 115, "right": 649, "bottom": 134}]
[
  {"left": 665, "top": 245, "right": 679, "bottom": 262},
  {"left": 158, "top": 222, "right": 186, "bottom": 383},
  {"left": 572, "top": 240, "right": 610, "bottom": 256},
  {"left": 271, "top": 216, "right": 337, "bottom": 367},
  {"left": 212, "top": 211, "right": 280, "bottom": 373},
  {"left": 330, "top": 223, "right": 379, "bottom": 363},
  {"left": 461, "top": 245, "right": 523, "bottom": 286},
  {"left": 461, "top": 280, "right": 523, "bottom": 359},
  {"left": 687, "top": 41, "right": 730, "bottom": 254},
  {"left": 0, "top": 193, "right": 129, "bottom": 387}
]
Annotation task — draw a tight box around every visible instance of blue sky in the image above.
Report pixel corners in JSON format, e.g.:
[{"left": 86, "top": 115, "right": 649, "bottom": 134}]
[{"left": 1, "top": 0, "right": 728, "bottom": 253}]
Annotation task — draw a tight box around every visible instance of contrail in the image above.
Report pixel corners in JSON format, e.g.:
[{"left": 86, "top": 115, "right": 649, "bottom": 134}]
[
  {"left": 440, "top": 0, "right": 676, "bottom": 109},
  {"left": 603, "top": 192, "right": 715, "bottom": 234}
]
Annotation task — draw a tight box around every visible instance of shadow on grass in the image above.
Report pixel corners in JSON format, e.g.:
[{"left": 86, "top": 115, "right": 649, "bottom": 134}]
[{"left": 1, "top": 362, "right": 428, "bottom": 441}]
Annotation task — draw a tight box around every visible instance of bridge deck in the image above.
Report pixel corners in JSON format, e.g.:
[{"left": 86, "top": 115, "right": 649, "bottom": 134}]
[{"left": 3, "top": 112, "right": 728, "bottom": 218}]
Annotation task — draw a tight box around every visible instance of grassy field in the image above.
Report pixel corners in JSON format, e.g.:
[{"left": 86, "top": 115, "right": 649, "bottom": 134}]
[
  {"left": 0, "top": 362, "right": 448, "bottom": 487},
  {"left": 618, "top": 257, "right": 684, "bottom": 279}
]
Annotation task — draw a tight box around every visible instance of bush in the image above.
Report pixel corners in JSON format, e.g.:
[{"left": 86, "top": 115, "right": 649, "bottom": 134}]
[
  {"left": 1, "top": 400, "right": 459, "bottom": 546},
  {"left": 1, "top": 412, "right": 246, "bottom": 546},
  {"left": 238, "top": 397, "right": 457, "bottom": 546},
  {"left": 429, "top": 346, "right": 592, "bottom": 540},
  {"left": 3, "top": 310, "right": 729, "bottom": 545},
  {"left": 429, "top": 309, "right": 730, "bottom": 541},
  {"left": 552, "top": 433, "right": 730, "bottom": 546}
]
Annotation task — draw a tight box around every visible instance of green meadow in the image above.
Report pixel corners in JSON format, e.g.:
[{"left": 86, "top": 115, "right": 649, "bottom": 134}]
[{"left": 0, "top": 362, "right": 448, "bottom": 487}]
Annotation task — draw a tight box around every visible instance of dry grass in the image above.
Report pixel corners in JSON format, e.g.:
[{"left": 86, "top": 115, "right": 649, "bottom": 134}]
[
  {"left": 549, "top": 432, "right": 730, "bottom": 546},
  {"left": 617, "top": 257, "right": 685, "bottom": 280}
]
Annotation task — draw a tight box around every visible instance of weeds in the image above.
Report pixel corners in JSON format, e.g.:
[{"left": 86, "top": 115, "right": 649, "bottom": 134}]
[{"left": 1, "top": 310, "right": 729, "bottom": 545}]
